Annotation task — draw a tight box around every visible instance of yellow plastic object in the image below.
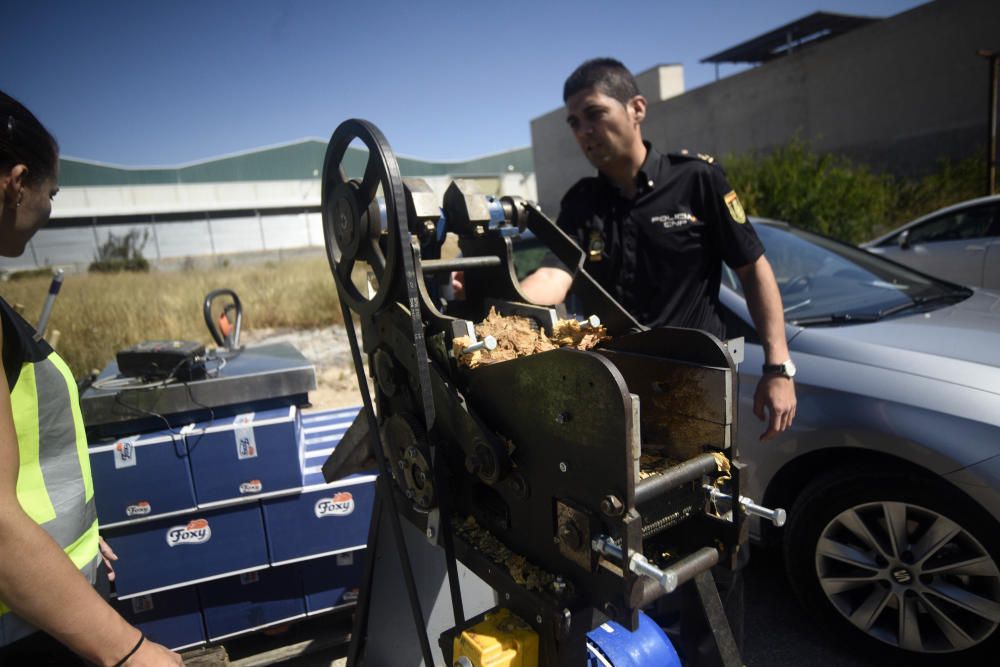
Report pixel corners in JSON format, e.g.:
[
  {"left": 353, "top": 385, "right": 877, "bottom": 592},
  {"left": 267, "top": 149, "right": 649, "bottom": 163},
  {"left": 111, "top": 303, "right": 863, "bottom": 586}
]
[{"left": 452, "top": 608, "right": 540, "bottom": 667}]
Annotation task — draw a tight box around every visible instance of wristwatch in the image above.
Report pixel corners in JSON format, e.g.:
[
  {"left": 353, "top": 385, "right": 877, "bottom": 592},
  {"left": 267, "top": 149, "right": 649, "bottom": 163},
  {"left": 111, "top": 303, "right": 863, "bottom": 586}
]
[{"left": 762, "top": 359, "right": 796, "bottom": 379}]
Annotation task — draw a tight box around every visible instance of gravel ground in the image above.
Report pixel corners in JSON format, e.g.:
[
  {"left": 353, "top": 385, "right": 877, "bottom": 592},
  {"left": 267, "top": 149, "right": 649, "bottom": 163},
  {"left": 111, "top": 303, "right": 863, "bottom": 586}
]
[{"left": 241, "top": 325, "right": 368, "bottom": 410}]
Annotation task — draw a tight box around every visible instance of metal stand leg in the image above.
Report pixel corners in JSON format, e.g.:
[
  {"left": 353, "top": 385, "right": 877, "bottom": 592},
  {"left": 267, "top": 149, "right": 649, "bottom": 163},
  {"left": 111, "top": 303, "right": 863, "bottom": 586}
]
[{"left": 679, "top": 569, "right": 743, "bottom": 667}]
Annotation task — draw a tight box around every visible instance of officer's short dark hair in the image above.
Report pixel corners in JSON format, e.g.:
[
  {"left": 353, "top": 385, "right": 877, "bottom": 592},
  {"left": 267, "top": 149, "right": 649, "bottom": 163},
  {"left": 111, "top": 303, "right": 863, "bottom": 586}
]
[{"left": 563, "top": 58, "right": 641, "bottom": 106}]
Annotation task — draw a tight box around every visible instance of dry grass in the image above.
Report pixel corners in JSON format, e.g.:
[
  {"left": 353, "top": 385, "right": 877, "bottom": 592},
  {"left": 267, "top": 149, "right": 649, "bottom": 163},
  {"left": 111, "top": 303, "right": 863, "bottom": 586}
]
[{"left": 0, "top": 255, "right": 342, "bottom": 378}]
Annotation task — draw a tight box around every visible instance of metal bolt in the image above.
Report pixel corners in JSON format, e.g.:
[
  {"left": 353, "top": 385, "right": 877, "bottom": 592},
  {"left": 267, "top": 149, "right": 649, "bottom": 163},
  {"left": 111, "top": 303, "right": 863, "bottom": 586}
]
[
  {"left": 461, "top": 335, "right": 497, "bottom": 355},
  {"left": 407, "top": 447, "right": 418, "bottom": 459},
  {"left": 559, "top": 462, "right": 568, "bottom": 473},
  {"left": 504, "top": 592, "right": 510, "bottom": 601},
  {"left": 398, "top": 460, "right": 406, "bottom": 469},
  {"left": 406, "top": 489, "right": 414, "bottom": 499},
  {"left": 535, "top": 615, "right": 542, "bottom": 624},
  {"left": 552, "top": 577, "right": 566, "bottom": 594},
  {"left": 600, "top": 495, "right": 624, "bottom": 517},
  {"left": 581, "top": 315, "right": 601, "bottom": 329}
]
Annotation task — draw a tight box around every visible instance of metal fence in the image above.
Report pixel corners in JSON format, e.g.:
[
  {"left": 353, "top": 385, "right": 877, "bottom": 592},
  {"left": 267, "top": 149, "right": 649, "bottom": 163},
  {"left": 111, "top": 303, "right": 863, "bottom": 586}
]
[{"left": 1, "top": 210, "right": 324, "bottom": 272}]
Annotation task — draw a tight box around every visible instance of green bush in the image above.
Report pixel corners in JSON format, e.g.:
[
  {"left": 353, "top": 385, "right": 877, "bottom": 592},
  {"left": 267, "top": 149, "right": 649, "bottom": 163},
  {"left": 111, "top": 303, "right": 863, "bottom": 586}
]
[
  {"left": 724, "top": 140, "right": 987, "bottom": 244},
  {"left": 88, "top": 258, "right": 150, "bottom": 273},
  {"left": 88, "top": 229, "right": 150, "bottom": 273}
]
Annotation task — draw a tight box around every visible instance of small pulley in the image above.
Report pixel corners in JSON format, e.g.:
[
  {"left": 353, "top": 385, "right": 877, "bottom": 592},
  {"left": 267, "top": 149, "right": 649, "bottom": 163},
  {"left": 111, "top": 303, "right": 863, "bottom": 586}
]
[{"left": 321, "top": 119, "right": 407, "bottom": 316}]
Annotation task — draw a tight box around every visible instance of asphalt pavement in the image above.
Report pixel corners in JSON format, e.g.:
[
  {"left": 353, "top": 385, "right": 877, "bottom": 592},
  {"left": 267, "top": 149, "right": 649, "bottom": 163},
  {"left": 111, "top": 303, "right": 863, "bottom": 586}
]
[
  {"left": 743, "top": 547, "right": 884, "bottom": 667},
  {"left": 276, "top": 545, "right": 892, "bottom": 667}
]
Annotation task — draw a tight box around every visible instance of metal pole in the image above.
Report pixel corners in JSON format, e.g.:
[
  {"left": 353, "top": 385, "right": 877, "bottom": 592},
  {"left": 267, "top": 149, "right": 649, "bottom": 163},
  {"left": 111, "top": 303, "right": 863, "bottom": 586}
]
[
  {"left": 150, "top": 215, "right": 162, "bottom": 261},
  {"left": 980, "top": 50, "right": 999, "bottom": 195},
  {"left": 205, "top": 212, "right": 216, "bottom": 256},
  {"left": 35, "top": 268, "right": 64, "bottom": 338}
]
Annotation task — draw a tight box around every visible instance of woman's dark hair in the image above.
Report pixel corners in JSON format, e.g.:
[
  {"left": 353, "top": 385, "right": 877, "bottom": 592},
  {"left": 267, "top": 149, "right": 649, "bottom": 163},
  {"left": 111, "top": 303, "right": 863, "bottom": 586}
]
[
  {"left": 1, "top": 91, "right": 59, "bottom": 185},
  {"left": 563, "top": 58, "right": 641, "bottom": 105}
]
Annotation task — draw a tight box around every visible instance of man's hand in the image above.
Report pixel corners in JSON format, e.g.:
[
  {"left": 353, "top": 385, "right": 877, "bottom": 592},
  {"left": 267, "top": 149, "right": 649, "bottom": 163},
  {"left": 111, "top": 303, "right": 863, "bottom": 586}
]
[
  {"left": 450, "top": 271, "right": 465, "bottom": 300},
  {"left": 99, "top": 536, "right": 117, "bottom": 582},
  {"left": 753, "top": 375, "right": 796, "bottom": 441}
]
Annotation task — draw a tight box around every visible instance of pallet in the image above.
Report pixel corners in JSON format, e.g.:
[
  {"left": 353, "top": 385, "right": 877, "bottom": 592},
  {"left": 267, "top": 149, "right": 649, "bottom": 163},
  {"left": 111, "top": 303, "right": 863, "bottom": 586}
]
[{"left": 180, "top": 608, "right": 353, "bottom": 666}]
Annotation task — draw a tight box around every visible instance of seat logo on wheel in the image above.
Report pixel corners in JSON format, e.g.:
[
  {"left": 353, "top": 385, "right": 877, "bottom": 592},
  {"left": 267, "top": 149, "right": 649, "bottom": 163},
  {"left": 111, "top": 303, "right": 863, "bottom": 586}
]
[{"left": 891, "top": 568, "right": 912, "bottom": 585}]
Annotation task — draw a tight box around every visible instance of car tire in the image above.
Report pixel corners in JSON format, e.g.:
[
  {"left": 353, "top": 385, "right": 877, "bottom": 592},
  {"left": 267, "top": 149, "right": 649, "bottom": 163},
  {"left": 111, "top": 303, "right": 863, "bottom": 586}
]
[{"left": 783, "top": 467, "right": 1000, "bottom": 662}]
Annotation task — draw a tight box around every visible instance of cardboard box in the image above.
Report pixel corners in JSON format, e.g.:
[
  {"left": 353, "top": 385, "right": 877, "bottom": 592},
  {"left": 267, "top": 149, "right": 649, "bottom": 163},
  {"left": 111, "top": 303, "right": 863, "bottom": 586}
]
[
  {"left": 113, "top": 587, "right": 205, "bottom": 652},
  {"left": 89, "top": 429, "right": 197, "bottom": 529},
  {"left": 301, "top": 550, "right": 365, "bottom": 615},
  {"left": 262, "top": 476, "right": 375, "bottom": 567},
  {"left": 104, "top": 503, "right": 269, "bottom": 599},
  {"left": 186, "top": 405, "right": 303, "bottom": 507},
  {"left": 199, "top": 565, "right": 306, "bottom": 641}
]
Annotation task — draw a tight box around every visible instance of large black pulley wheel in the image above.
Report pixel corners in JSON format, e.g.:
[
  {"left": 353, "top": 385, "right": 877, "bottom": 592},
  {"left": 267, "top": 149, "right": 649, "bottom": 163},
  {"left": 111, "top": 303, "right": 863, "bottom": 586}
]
[
  {"left": 784, "top": 467, "right": 1000, "bottom": 661},
  {"left": 322, "top": 119, "right": 407, "bottom": 316}
]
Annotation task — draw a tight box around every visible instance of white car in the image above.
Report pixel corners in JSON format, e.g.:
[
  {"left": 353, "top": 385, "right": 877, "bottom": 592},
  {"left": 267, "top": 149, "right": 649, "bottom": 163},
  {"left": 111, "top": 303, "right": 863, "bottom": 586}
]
[{"left": 863, "top": 195, "right": 1000, "bottom": 289}]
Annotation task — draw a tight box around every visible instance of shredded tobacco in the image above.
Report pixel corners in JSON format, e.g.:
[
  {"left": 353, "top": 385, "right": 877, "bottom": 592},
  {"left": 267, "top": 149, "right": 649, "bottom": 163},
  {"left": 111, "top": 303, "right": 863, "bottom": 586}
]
[
  {"left": 454, "top": 308, "right": 610, "bottom": 368},
  {"left": 453, "top": 515, "right": 556, "bottom": 592}
]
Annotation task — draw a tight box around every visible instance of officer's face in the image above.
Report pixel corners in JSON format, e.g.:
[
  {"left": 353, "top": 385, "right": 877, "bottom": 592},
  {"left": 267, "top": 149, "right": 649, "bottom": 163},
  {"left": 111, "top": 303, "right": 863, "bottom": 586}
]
[{"left": 565, "top": 88, "right": 645, "bottom": 170}]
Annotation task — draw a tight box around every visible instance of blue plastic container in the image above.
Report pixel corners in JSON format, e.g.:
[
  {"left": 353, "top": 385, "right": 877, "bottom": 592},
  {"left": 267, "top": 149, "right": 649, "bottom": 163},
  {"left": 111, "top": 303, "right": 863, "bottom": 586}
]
[{"left": 586, "top": 610, "right": 680, "bottom": 667}]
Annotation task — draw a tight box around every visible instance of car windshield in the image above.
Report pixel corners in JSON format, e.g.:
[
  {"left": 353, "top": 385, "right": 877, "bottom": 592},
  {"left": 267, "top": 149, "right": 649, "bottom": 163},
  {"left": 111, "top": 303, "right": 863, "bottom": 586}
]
[{"left": 722, "top": 223, "right": 972, "bottom": 325}]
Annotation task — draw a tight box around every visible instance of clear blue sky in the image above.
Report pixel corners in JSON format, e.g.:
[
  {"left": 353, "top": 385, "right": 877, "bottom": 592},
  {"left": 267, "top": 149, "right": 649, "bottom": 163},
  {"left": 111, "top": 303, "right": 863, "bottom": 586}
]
[{"left": 2, "top": 0, "right": 926, "bottom": 166}]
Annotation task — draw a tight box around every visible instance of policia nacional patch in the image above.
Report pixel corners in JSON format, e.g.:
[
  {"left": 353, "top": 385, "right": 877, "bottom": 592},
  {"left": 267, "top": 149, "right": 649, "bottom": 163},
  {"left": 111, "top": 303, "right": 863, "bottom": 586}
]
[{"left": 723, "top": 190, "right": 747, "bottom": 224}]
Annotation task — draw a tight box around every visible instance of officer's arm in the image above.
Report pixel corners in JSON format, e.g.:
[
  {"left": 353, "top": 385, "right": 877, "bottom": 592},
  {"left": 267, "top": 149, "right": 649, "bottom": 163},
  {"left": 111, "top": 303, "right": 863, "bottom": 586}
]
[
  {"left": 0, "top": 335, "right": 180, "bottom": 665},
  {"left": 520, "top": 266, "right": 574, "bottom": 305},
  {"left": 734, "top": 256, "right": 797, "bottom": 439}
]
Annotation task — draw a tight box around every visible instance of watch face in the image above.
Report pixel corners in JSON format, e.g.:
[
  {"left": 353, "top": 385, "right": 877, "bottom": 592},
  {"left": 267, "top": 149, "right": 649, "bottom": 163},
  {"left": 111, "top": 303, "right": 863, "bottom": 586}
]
[{"left": 784, "top": 359, "right": 796, "bottom": 378}]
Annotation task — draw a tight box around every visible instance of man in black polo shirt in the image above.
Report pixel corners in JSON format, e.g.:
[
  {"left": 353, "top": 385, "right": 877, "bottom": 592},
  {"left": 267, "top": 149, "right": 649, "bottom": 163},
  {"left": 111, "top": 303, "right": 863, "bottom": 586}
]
[
  {"left": 520, "top": 58, "right": 796, "bottom": 665},
  {"left": 523, "top": 58, "right": 796, "bottom": 441}
]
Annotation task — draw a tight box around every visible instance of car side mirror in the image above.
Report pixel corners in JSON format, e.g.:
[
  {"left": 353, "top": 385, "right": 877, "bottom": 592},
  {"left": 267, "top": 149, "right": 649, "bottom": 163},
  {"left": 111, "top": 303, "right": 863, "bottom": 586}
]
[{"left": 897, "top": 229, "right": 911, "bottom": 250}]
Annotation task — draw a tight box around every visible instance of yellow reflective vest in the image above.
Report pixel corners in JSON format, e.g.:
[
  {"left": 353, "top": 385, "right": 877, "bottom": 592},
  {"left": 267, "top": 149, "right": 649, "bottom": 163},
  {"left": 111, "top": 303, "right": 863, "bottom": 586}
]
[{"left": 0, "top": 298, "right": 99, "bottom": 646}]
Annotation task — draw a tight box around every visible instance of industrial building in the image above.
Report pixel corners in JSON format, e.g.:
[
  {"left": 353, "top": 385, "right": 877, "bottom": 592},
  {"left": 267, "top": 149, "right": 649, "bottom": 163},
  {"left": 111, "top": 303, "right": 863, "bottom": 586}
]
[{"left": 2, "top": 140, "right": 535, "bottom": 272}]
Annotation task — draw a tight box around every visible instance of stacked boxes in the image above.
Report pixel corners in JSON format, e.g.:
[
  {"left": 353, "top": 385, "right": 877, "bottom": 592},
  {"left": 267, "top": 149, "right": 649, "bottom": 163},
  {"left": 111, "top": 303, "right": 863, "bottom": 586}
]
[{"left": 90, "top": 406, "right": 372, "bottom": 650}]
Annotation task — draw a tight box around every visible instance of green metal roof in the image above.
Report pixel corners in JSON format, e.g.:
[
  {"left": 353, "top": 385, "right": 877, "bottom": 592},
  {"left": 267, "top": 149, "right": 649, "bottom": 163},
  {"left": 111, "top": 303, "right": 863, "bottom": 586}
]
[{"left": 59, "top": 140, "right": 533, "bottom": 187}]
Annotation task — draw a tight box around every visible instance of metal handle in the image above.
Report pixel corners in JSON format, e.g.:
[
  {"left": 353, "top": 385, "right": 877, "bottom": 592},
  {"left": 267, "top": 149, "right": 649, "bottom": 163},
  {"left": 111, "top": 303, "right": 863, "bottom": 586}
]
[
  {"left": 592, "top": 535, "right": 679, "bottom": 593},
  {"left": 203, "top": 288, "right": 243, "bottom": 350}
]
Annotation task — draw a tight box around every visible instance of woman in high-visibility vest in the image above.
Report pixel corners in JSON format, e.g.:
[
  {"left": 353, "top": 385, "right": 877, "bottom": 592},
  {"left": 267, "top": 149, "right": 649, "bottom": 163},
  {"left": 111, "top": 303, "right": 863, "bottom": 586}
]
[{"left": 0, "top": 92, "right": 181, "bottom": 665}]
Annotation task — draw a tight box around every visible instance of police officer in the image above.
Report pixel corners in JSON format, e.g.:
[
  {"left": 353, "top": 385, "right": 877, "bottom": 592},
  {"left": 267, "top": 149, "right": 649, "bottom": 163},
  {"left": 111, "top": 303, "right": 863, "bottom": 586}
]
[
  {"left": 522, "top": 58, "right": 796, "bottom": 440},
  {"left": 520, "top": 58, "right": 797, "bottom": 665}
]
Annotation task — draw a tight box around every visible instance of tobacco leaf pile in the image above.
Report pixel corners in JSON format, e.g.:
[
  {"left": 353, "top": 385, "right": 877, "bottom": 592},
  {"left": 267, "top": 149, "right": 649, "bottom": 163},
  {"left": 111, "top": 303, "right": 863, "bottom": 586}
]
[
  {"left": 453, "top": 515, "right": 556, "bottom": 592},
  {"left": 453, "top": 307, "right": 610, "bottom": 368}
]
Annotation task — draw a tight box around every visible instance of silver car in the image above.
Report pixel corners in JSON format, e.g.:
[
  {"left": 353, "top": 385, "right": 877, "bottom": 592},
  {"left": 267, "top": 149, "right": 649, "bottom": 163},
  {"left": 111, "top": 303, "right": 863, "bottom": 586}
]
[
  {"left": 720, "top": 220, "right": 1000, "bottom": 660},
  {"left": 863, "top": 195, "right": 1000, "bottom": 290}
]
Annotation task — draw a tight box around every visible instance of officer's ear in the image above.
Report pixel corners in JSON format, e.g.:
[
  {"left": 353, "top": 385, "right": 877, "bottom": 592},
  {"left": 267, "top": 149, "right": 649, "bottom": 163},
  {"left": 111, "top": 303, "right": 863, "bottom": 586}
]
[{"left": 627, "top": 95, "right": 647, "bottom": 124}]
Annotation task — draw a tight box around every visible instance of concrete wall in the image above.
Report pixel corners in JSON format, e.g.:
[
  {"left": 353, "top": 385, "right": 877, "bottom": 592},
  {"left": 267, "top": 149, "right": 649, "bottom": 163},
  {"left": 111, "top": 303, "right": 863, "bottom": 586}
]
[
  {"left": 531, "top": 0, "right": 998, "bottom": 214},
  {"left": 2, "top": 173, "right": 537, "bottom": 272}
]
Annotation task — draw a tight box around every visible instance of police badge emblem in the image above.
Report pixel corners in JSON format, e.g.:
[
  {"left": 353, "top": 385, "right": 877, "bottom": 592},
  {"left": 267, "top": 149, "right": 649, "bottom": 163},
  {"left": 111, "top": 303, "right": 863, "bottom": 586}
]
[
  {"left": 588, "top": 230, "right": 605, "bottom": 261},
  {"left": 723, "top": 190, "right": 747, "bottom": 224}
]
